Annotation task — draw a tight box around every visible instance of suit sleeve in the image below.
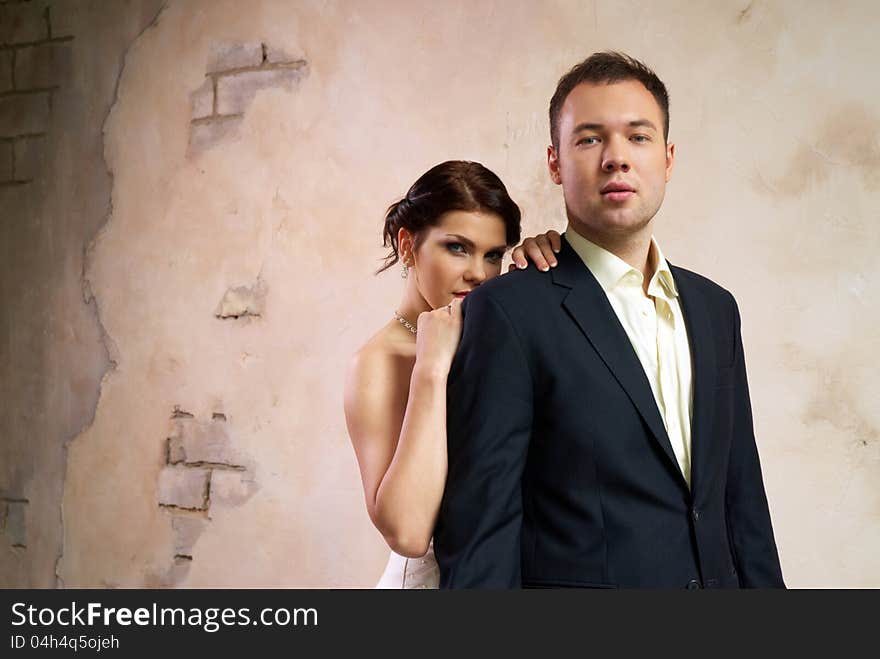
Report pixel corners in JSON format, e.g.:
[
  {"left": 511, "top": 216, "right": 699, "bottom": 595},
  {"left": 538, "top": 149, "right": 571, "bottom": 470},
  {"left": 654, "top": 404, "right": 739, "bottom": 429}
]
[
  {"left": 725, "top": 295, "right": 786, "bottom": 587},
  {"left": 433, "top": 290, "right": 533, "bottom": 588}
]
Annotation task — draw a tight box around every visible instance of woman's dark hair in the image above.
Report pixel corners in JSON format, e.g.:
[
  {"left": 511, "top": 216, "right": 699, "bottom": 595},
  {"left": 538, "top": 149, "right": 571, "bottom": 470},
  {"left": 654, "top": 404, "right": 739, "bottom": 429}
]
[{"left": 377, "top": 160, "right": 522, "bottom": 274}]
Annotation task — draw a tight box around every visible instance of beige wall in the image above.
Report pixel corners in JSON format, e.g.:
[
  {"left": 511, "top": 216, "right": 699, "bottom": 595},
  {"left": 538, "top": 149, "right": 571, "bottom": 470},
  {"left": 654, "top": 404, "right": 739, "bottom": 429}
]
[{"left": 2, "top": 0, "right": 878, "bottom": 587}]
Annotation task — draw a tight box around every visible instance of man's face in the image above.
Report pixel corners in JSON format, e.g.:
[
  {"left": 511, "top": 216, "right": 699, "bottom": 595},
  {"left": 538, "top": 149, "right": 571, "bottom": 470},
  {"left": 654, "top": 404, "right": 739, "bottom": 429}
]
[{"left": 548, "top": 80, "right": 674, "bottom": 240}]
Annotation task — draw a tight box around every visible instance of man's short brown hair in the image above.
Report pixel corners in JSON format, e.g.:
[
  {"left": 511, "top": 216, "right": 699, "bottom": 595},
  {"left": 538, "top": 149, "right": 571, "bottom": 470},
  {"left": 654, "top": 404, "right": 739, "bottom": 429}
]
[{"left": 549, "top": 51, "right": 670, "bottom": 149}]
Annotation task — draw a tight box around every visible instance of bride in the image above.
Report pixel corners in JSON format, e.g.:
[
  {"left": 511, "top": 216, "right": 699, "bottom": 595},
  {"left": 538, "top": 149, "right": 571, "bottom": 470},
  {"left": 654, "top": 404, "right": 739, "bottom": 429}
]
[{"left": 344, "top": 161, "right": 560, "bottom": 588}]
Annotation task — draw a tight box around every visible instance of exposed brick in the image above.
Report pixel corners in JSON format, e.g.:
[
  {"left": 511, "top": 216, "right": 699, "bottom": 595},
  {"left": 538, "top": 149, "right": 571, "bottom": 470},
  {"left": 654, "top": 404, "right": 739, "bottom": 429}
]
[
  {"left": 171, "top": 515, "right": 207, "bottom": 555},
  {"left": 0, "top": 140, "right": 12, "bottom": 180},
  {"left": 188, "top": 115, "right": 242, "bottom": 155},
  {"left": 216, "top": 65, "right": 307, "bottom": 115},
  {"left": 0, "top": 3, "right": 48, "bottom": 45},
  {"left": 0, "top": 92, "right": 49, "bottom": 137},
  {"left": 47, "top": 1, "right": 76, "bottom": 38},
  {"left": 214, "top": 280, "right": 266, "bottom": 318},
  {"left": 168, "top": 417, "right": 242, "bottom": 466},
  {"left": 14, "top": 40, "right": 72, "bottom": 89},
  {"left": 13, "top": 133, "right": 43, "bottom": 180},
  {"left": 264, "top": 45, "right": 299, "bottom": 64},
  {"left": 157, "top": 466, "right": 209, "bottom": 510},
  {"left": 0, "top": 50, "right": 12, "bottom": 93},
  {"left": 3, "top": 501, "right": 27, "bottom": 546},
  {"left": 190, "top": 76, "right": 213, "bottom": 119},
  {"left": 207, "top": 42, "right": 262, "bottom": 73},
  {"left": 209, "top": 470, "right": 257, "bottom": 507}
]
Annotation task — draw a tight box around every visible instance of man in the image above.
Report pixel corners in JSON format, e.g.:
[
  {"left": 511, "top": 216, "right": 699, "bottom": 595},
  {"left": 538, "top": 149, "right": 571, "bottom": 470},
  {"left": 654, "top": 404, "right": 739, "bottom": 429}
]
[{"left": 434, "top": 52, "right": 785, "bottom": 588}]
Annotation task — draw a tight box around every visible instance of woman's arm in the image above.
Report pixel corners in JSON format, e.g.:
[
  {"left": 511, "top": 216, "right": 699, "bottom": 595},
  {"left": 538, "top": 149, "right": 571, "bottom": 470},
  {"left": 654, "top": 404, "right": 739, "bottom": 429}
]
[{"left": 344, "top": 302, "right": 462, "bottom": 557}]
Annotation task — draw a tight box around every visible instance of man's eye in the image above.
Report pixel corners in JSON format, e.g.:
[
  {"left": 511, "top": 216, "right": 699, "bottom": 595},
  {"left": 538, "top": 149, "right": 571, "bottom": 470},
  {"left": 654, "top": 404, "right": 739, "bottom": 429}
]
[
  {"left": 631, "top": 134, "right": 650, "bottom": 143},
  {"left": 577, "top": 136, "right": 600, "bottom": 146}
]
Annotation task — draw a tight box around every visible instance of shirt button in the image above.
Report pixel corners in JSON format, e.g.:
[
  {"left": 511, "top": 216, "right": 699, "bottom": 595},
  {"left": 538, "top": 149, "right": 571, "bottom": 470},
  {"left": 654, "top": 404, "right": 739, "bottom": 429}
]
[
  {"left": 686, "top": 579, "right": 702, "bottom": 590},
  {"left": 692, "top": 508, "right": 701, "bottom": 521}
]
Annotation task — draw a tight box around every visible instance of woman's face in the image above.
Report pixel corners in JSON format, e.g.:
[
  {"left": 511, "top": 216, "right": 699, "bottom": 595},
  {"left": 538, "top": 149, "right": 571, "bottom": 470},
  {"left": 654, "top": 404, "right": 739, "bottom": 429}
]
[{"left": 410, "top": 210, "right": 509, "bottom": 309}]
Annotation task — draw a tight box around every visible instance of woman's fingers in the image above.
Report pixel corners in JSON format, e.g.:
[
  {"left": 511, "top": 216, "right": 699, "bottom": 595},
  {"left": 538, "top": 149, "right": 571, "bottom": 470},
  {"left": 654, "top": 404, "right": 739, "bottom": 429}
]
[
  {"left": 530, "top": 233, "right": 557, "bottom": 269},
  {"left": 509, "top": 230, "right": 562, "bottom": 272}
]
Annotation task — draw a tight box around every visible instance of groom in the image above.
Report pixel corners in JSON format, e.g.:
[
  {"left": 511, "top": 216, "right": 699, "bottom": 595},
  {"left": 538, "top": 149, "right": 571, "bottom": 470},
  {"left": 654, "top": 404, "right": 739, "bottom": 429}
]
[{"left": 434, "top": 52, "right": 785, "bottom": 588}]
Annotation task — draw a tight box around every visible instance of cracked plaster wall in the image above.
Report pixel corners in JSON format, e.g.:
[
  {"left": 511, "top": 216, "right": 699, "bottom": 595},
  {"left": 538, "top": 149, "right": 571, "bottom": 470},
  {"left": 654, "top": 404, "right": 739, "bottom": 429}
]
[
  {"left": 0, "top": 0, "right": 164, "bottom": 587},
  {"left": 3, "top": 0, "right": 879, "bottom": 587}
]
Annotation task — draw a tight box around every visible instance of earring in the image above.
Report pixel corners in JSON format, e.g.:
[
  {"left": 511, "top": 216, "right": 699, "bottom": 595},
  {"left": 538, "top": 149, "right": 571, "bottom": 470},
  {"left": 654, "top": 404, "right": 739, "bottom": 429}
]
[{"left": 401, "top": 260, "right": 409, "bottom": 279}]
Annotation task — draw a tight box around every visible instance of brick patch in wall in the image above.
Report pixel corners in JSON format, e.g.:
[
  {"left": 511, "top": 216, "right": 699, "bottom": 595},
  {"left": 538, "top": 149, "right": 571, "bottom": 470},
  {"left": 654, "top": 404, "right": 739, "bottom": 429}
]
[
  {"left": 189, "top": 114, "right": 242, "bottom": 154},
  {"left": 0, "top": 4, "right": 75, "bottom": 187},
  {"left": 171, "top": 515, "right": 208, "bottom": 556},
  {"left": 14, "top": 40, "right": 73, "bottom": 88},
  {"left": 13, "top": 132, "right": 44, "bottom": 180},
  {"left": 215, "top": 65, "right": 307, "bottom": 115},
  {"left": 214, "top": 279, "right": 266, "bottom": 320},
  {"left": 207, "top": 41, "right": 264, "bottom": 73},
  {"left": 46, "top": 1, "right": 77, "bottom": 40},
  {"left": 1, "top": 497, "right": 28, "bottom": 548},
  {"left": 0, "top": 139, "right": 11, "bottom": 180},
  {"left": 0, "top": 2, "right": 48, "bottom": 46},
  {"left": 0, "top": 50, "right": 12, "bottom": 93},
  {"left": 157, "top": 465, "right": 210, "bottom": 510},
  {"left": 167, "top": 414, "right": 245, "bottom": 467},
  {"left": 0, "top": 92, "right": 50, "bottom": 138},
  {"left": 187, "top": 41, "right": 308, "bottom": 156},
  {"left": 158, "top": 407, "right": 258, "bottom": 579},
  {"left": 190, "top": 77, "right": 213, "bottom": 120}
]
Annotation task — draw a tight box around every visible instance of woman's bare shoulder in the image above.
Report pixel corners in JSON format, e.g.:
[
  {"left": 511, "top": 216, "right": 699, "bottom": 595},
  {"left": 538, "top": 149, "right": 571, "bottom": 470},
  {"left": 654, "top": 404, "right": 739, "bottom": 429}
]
[
  {"left": 345, "top": 323, "right": 415, "bottom": 420},
  {"left": 350, "top": 322, "right": 415, "bottom": 371}
]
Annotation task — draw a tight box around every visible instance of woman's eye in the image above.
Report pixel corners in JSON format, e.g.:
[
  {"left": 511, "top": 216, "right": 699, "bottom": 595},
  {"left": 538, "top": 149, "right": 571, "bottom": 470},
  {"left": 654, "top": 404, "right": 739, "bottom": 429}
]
[
  {"left": 485, "top": 252, "right": 503, "bottom": 263},
  {"left": 446, "top": 243, "right": 466, "bottom": 254}
]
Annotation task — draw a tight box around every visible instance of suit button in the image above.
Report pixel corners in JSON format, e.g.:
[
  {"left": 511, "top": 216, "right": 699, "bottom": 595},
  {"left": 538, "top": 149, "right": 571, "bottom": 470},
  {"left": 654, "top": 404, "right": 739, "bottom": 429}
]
[
  {"left": 686, "top": 580, "right": 702, "bottom": 590},
  {"left": 692, "top": 508, "right": 701, "bottom": 521}
]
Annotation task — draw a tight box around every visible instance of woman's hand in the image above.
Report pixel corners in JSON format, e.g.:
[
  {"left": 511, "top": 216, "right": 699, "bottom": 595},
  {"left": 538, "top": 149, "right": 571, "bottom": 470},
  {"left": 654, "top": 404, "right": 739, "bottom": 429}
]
[
  {"left": 414, "top": 298, "right": 463, "bottom": 376},
  {"left": 508, "top": 229, "right": 562, "bottom": 272}
]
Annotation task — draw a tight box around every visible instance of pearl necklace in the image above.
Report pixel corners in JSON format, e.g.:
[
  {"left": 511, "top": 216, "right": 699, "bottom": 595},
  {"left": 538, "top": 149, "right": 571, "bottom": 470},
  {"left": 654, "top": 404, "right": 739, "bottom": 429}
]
[{"left": 393, "top": 311, "right": 417, "bottom": 335}]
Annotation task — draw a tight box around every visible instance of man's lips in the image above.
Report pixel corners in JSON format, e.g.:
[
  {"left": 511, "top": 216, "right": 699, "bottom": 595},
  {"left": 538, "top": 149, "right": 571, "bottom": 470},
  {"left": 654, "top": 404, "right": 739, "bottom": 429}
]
[{"left": 601, "top": 182, "right": 636, "bottom": 202}]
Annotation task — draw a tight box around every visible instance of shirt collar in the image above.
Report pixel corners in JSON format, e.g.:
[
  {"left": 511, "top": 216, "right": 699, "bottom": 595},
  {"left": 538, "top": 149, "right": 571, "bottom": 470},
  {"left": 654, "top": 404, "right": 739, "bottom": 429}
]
[{"left": 564, "top": 227, "right": 679, "bottom": 298}]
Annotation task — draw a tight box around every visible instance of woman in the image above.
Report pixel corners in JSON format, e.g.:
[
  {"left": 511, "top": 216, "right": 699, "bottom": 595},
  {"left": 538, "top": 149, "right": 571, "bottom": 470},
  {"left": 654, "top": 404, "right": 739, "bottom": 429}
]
[{"left": 344, "top": 161, "right": 560, "bottom": 588}]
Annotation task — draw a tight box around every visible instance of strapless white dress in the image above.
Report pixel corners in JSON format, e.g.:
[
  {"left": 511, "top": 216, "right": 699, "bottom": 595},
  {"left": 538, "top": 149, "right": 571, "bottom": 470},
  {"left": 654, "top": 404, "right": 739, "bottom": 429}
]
[{"left": 374, "top": 540, "right": 439, "bottom": 589}]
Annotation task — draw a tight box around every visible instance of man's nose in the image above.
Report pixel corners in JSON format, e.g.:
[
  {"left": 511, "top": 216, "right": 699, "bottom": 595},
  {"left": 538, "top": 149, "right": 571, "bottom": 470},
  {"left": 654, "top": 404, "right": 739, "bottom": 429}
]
[{"left": 601, "top": 139, "right": 630, "bottom": 172}]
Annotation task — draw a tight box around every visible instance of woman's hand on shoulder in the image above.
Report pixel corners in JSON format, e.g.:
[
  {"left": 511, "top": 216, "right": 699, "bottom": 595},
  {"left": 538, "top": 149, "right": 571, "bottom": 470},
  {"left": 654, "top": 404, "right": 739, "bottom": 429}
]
[
  {"left": 413, "top": 298, "right": 463, "bottom": 377},
  {"left": 508, "top": 229, "right": 562, "bottom": 272}
]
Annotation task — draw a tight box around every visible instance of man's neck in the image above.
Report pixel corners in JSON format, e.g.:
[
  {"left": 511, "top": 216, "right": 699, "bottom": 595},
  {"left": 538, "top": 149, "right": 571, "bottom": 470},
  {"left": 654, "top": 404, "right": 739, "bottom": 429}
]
[{"left": 566, "top": 222, "right": 656, "bottom": 294}]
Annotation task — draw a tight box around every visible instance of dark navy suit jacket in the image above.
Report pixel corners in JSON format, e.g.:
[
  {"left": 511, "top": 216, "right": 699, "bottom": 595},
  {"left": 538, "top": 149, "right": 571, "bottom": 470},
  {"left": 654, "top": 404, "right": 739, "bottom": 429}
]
[{"left": 434, "top": 235, "right": 784, "bottom": 588}]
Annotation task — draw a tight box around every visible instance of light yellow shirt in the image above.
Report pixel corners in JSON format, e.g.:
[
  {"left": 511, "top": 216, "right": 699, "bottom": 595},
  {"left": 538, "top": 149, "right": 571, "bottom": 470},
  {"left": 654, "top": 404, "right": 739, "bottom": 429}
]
[{"left": 565, "top": 229, "right": 694, "bottom": 486}]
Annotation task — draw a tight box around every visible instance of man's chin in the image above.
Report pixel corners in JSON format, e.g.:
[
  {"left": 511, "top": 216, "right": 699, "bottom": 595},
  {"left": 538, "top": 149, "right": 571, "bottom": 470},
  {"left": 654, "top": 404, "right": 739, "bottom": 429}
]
[{"left": 592, "top": 210, "right": 652, "bottom": 234}]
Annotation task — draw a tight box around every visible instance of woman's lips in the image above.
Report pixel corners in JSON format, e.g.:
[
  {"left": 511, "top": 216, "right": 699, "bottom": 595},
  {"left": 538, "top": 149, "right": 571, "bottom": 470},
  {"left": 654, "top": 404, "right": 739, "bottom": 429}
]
[{"left": 453, "top": 292, "right": 469, "bottom": 298}]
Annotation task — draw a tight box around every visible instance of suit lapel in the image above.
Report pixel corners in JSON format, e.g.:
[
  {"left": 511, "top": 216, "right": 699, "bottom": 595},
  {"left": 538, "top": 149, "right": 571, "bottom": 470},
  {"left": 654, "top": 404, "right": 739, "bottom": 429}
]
[
  {"left": 670, "top": 265, "right": 717, "bottom": 498},
  {"left": 553, "top": 238, "right": 684, "bottom": 486}
]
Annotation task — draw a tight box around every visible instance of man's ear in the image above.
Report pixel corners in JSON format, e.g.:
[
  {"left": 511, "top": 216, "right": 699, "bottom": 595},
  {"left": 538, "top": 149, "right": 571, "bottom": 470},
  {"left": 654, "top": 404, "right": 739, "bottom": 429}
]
[
  {"left": 665, "top": 142, "right": 675, "bottom": 182},
  {"left": 547, "top": 145, "right": 562, "bottom": 185}
]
